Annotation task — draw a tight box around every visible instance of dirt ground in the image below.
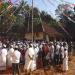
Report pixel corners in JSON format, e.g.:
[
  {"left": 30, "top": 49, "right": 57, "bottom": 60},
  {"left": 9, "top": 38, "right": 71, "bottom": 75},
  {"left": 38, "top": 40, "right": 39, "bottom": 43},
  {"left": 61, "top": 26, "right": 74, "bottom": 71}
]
[{"left": 0, "top": 56, "right": 75, "bottom": 75}]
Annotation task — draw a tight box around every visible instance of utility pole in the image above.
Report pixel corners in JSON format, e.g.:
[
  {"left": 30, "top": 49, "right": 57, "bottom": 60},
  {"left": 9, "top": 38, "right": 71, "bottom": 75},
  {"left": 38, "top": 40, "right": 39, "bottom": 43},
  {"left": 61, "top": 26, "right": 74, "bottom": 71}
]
[{"left": 32, "top": 0, "right": 34, "bottom": 42}]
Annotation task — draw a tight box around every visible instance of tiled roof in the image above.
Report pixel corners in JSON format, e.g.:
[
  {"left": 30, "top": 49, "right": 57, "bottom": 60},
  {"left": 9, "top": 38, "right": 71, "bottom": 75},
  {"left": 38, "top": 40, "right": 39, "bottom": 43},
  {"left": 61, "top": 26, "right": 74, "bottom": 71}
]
[{"left": 42, "top": 25, "right": 62, "bottom": 37}]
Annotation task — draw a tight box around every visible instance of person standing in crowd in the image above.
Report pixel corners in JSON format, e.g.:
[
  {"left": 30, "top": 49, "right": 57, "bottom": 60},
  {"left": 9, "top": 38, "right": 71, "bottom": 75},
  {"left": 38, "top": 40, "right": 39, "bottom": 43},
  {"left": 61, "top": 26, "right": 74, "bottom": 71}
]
[
  {"left": 0, "top": 41, "right": 2, "bottom": 48},
  {"left": 49, "top": 42, "right": 54, "bottom": 66},
  {"left": 37, "top": 43, "right": 43, "bottom": 68},
  {"left": 7, "top": 45, "right": 14, "bottom": 67},
  {"left": 34, "top": 43, "right": 39, "bottom": 58},
  {"left": 34, "top": 43, "right": 39, "bottom": 69},
  {"left": 24, "top": 43, "right": 36, "bottom": 75},
  {"left": 42, "top": 43, "right": 49, "bottom": 68},
  {"left": 19, "top": 44, "right": 27, "bottom": 72},
  {"left": 0, "top": 44, "right": 7, "bottom": 70},
  {"left": 59, "top": 42, "right": 64, "bottom": 68},
  {"left": 54, "top": 42, "right": 60, "bottom": 65},
  {"left": 63, "top": 43, "right": 68, "bottom": 72},
  {"left": 0, "top": 41, "right": 2, "bottom": 60},
  {"left": 11, "top": 45, "right": 21, "bottom": 75}
]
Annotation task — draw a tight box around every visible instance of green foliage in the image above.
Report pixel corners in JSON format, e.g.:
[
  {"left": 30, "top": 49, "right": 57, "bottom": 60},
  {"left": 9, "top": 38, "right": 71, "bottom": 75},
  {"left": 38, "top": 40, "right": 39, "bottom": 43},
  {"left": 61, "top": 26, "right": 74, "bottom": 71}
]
[
  {"left": 40, "top": 11, "right": 59, "bottom": 27},
  {"left": 0, "top": 0, "right": 59, "bottom": 34},
  {"left": 56, "top": 3, "right": 75, "bottom": 39}
]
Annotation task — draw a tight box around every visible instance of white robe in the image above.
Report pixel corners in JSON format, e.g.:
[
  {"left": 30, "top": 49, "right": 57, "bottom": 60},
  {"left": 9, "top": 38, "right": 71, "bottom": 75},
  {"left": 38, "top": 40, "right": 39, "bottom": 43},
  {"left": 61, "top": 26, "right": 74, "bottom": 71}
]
[
  {"left": 24, "top": 47, "right": 36, "bottom": 71},
  {"left": 63, "top": 50, "right": 68, "bottom": 71},
  {"left": 0, "top": 48, "right": 7, "bottom": 70},
  {"left": 61, "top": 46, "right": 64, "bottom": 59},
  {"left": 34, "top": 47, "right": 39, "bottom": 58},
  {"left": 50, "top": 45, "right": 54, "bottom": 60},
  {"left": 7, "top": 48, "right": 14, "bottom": 67},
  {"left": 55, "top": 44, "right": 60, "bottom": 55}
]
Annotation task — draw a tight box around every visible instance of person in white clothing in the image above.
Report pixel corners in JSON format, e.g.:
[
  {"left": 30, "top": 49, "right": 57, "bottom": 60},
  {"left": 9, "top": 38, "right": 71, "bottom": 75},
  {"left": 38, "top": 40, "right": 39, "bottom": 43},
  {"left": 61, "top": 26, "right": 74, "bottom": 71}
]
[
  {"left": 50, "top": 42, "right": 54, "bottom": 62},
  {"left": 11, "top": 45, "right": 21, "bottom": 75},
  {"left": 0, "top": 44, "right": 7, "bottom": 70},
  {"left": 60, "top": 44, "right": 64, "bottom": 60},
  {"left": 7, "top": 45, "right": 14, "bottom": 67},
  {"left": 59, "top": 43, "right": 64, "bottom": 68},
  {"left": 34, "top": 44, "right": 39, "bottom": 58},
  {"left": 63, "top": 43, "right": 68, "bottom": 72},
  {"left": 24, "top": 43, "right": 36, "bottom": 75},
  {"left": 54, "top": 42, "right": 60, "bottom": 65},
  {"left": 0, "top": 41, "right": 2, "bottom": 48}
]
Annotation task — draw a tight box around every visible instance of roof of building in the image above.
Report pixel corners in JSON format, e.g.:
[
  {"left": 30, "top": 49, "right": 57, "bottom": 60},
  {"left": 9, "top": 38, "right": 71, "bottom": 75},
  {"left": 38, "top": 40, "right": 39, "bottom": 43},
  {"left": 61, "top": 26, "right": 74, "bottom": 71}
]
[
  {"left": 26, "top": 23, "right": 63, "bottom": 38},
  {"left": 42, "top": 24, "right": 62, "bottom": 37}
]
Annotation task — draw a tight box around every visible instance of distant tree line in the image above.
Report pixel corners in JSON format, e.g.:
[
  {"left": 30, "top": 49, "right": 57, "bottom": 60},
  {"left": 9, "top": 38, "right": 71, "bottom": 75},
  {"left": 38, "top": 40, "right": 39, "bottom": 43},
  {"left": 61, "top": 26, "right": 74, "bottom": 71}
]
[
  {"left": 0, "top": 0, "right": 59, "bottom": 37},
  {"left": 56, "top": 3, "right": 75, "bottom": 40}
]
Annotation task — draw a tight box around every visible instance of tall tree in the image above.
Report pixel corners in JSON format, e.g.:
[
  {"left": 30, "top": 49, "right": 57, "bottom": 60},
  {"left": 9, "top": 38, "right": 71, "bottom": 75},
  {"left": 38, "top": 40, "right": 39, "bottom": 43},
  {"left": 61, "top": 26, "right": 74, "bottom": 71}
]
[{"left": 56, "top": 3, "right": 75, "bottom": 40}]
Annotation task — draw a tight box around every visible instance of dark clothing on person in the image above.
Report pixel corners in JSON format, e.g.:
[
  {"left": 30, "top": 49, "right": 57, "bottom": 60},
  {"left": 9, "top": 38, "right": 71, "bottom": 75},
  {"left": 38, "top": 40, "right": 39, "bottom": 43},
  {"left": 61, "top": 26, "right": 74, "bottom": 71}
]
[
  {"left": 12, "top": 63, "right": 20, "bottom": 75},
  {"left": 42, "top": 44, "right": 49, "bottom": 68}
]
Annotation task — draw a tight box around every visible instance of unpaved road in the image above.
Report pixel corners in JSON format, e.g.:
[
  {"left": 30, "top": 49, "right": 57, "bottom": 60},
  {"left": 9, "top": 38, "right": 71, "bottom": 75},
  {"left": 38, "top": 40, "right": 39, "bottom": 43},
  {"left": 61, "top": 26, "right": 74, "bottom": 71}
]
[{"left": 0, "top": 56, "right": 75, "bottom": 75}]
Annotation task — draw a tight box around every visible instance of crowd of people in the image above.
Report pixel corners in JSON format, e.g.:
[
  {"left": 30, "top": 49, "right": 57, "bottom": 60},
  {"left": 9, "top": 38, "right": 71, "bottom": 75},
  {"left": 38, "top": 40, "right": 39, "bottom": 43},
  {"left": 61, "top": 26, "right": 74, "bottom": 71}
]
[{"left": 0, "top": 39, "right": 70, "bottom": 75}]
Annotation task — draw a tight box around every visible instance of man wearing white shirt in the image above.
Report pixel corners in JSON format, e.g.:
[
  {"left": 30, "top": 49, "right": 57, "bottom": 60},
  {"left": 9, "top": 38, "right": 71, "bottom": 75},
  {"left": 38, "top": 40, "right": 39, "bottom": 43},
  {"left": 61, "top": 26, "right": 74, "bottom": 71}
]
[
  {"left": 54, "top": 42, "right": 60, "bottom": 65},
  {"left": 0, "top": 41, "right": 2, "bottom": 48},
  {"left": 49, "top": 42, "right": 54, "bottom": 67},
  {"left": 60, "top": 43, "right": 64, "bottom": 63},
  {"left": 34, "top": 44, "right": 39, "bottom": 58},
  {"left": 11, "top": 46, "right": 21, "bottom": 75},
  {"left": 7, "top": 45, "right": 14, "bottom": 67}
]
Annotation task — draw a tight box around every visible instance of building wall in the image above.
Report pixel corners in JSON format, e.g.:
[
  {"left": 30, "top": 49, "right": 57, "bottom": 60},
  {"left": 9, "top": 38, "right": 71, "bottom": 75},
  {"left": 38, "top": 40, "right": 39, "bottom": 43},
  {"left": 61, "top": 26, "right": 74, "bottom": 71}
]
[
  {"left": 25, "top": 32, "right": 44, "bottom": 40},
  {"left": 45, "top": 34, "right": 49, "bottom": 42}
]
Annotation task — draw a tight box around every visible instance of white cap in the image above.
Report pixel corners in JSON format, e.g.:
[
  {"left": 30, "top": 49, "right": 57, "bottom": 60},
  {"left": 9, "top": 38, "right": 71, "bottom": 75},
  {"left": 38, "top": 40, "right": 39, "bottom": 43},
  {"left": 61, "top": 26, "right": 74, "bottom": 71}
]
[
  {"left": 3, "top": 44, "right": 6, "bottom": 48},
  {"left": 10, "top": 45, "right": 14, "bottom": 48},
  {"left": 15, "top": 45, "right": 18, "bottom": 49},
  {"left": 50, "top": 42, "right": 53, "bottom": 44}
]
